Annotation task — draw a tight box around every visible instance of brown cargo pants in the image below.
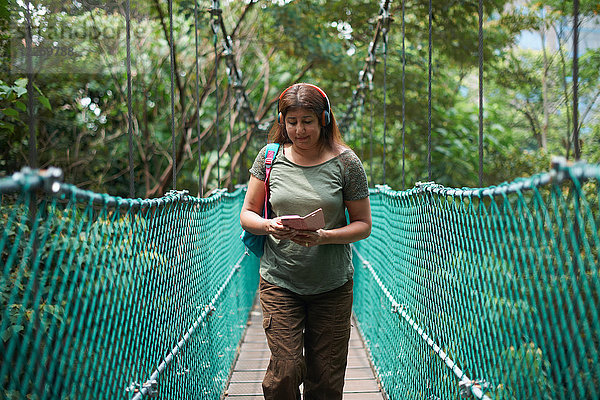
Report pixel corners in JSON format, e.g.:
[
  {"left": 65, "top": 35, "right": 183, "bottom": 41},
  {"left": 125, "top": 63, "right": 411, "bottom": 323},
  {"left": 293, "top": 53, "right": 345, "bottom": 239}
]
[{"left": 259, "top": 277, "right": 353, "bottom": 400}]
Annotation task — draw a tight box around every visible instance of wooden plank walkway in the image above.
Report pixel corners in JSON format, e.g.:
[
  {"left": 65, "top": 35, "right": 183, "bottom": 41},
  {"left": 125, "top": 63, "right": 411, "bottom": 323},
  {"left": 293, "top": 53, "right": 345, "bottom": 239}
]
[{"left": 224, "top": 302, "right": 386, "bottom": 399}]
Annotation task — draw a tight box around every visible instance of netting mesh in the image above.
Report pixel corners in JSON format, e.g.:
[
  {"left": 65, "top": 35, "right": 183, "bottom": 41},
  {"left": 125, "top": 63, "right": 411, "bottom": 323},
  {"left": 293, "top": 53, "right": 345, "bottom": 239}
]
[
  {"left": 2, "top": 161, "right": 600, "bottom": 400},
  {"left": 353, "top": 161, "right": 600, "bottom": 399},
  {"left": 1, "top": 172, "right": 258, "bottom": 400}
]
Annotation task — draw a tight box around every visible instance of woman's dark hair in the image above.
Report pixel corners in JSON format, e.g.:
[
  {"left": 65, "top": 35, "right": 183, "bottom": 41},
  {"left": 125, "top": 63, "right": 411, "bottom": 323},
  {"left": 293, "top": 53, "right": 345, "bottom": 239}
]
[{"left": 269, "top": 83, "right": 346, "bottom": 149}]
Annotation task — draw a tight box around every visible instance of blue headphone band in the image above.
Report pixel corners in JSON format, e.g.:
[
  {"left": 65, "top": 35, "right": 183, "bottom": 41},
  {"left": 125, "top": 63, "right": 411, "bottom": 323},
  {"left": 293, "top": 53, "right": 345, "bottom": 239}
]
[{"left": 277, "top": 83, "right": 331, "bottom": 126}]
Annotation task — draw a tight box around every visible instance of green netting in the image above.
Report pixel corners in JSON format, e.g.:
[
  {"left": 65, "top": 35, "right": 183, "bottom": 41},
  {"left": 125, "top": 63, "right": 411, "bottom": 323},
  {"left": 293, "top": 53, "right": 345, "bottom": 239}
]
[
  {"left": 3, "top": 161, "right": 600, "bottom": 400},
  {"left": 1, "top": 170, "right": 258, "bottom": 400},
  {"left": 353, "top": 161, "right": 600, "bottom": 399}
]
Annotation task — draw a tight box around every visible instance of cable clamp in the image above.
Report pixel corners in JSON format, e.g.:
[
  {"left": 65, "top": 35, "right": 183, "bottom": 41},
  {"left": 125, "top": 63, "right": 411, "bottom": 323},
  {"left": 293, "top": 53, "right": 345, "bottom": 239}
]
[
  {"left": 459, "top": 378, "right": 491, "bottom": 398},
  {"left": 124, "top": 380, "right": 158, "bottom": 396},
  {"left": 222, "top": 35, "right": 233, "bottom": 53},
  {"left": 207, "top": 6, "right": 222, "bottom": 17},
  {"left": 142, "top": 379, "right": 158, "bottom": 397},
  {"left": 41, "top": 167, "right": 64, "bottom": 194},
  {"left": 378, "top": 4, "right": 392, "bottom": 26},
  {"left": 549, "top": 156, "right": 570, "bottom": 183},
  {"left": 125, "top": 382, "right": 140, "bottom": 393},
  {"left": 207, "top": 305, "right": 217, "bottom": 318},
  {"left": 392, "top": 303, "right": 407, "bottom": 315}
]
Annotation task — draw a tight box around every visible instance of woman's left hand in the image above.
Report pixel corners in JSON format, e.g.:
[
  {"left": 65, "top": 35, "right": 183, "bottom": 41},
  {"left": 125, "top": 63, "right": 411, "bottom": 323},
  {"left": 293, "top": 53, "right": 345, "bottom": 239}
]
[{"left": 291, "top": 229, "right": 329, "bottom": 248}]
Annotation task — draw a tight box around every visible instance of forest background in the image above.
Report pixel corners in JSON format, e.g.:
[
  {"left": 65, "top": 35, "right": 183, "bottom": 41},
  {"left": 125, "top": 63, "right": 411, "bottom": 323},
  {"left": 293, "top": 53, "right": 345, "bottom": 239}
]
[{"left": 1, "top": 0, "right": 599, "bottom": 198}]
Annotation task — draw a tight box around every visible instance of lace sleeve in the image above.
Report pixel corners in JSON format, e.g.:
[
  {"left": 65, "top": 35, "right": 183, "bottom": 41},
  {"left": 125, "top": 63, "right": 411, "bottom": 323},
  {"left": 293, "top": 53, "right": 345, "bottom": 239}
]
[
  {"left": 248, "top": 145, "right": 268, "bottom": 181},
  {"left": 340, "top": 150, "right": 369, "bottom": 201}
]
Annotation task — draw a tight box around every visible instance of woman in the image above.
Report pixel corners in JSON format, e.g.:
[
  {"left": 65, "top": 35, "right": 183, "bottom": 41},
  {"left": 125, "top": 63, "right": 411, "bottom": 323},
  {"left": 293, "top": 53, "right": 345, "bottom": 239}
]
[{"left": 240, "top": 83, "right": 371, "bottom": 400}]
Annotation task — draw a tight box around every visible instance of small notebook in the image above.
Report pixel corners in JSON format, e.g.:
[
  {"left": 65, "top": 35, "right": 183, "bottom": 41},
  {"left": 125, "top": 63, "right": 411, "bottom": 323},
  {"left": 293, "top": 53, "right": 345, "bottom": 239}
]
[{"left": 281, "top": 208, "right": 325, "bottom": 231}]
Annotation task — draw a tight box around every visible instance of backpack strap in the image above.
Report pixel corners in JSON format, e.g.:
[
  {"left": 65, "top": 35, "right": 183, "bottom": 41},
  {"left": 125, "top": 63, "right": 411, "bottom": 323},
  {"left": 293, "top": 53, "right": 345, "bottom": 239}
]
[{"left": 263, "top": 143, "right": 280, "bottom": 218}]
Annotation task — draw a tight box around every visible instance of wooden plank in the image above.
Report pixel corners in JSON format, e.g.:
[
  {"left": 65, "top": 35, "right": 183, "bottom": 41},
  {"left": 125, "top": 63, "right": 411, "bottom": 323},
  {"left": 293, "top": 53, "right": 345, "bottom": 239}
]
[{"left": 224, "top": 302, "right": 385, "bottom": 399}]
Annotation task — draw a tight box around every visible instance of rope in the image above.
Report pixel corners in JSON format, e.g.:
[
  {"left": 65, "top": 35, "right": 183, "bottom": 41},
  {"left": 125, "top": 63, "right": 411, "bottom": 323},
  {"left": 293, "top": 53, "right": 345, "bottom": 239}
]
[
  {"left": 360, "top": 100, "right": 366, "bottom": 161},
  {"left": 428, "top": 0, "right": 432, "bottom": 181},
  {"left": 354, "top": 247, "right": 493, "bottom": 400},
  {"left": 478, "top": 0, "right": 484, "bottom": 186},
  {"left": 573, "top": 0, "right": 580, "bottom": 160},
  {"left": 211, "top": 1, "right": 221, "bottom": 186},
  {"left": 337, "top": 0, "right": 391, "bottom": 132},
  {"left": 24, "top": 1, "right": 36, "bottom": 169},
  {"left": 368, "top": 69, "right": 374, "bottom": 185},
  {"left": 126, "top": 0, "right": 135, "bottom": 198},
  {"left": 168, "top": 0, "right": 176, "bottom": 190},
  {"left": 401, "top": 0, "right": 406, "bottom": 190},
  {"left": 228, "top": 80, "right": 234, "bottom": 186},
  {"left": 382, "top": 9, "right": 389, "bottom": 185},
  {"left": 194, "top": 0, "right": 203, "bottom": 197},
  {"left": 3, "top": 161, "right": 600, "bottom": 399}
]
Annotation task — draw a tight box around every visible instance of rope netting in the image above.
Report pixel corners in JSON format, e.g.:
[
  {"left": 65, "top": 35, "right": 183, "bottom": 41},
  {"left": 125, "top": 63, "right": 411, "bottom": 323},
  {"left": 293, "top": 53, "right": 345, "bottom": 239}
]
[
  {"left": 353, "top": 159, "right": 600, "bottom": 399},
  {"left": 2, "top": 159, "right": 600, "bottom": 399},
  {"left": 0, "top": 169, "right": 258, "bottom": 400}
]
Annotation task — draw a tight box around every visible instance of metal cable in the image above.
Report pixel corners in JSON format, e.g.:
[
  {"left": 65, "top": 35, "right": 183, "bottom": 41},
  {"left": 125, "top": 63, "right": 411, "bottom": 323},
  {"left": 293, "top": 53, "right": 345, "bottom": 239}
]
[
  {"left": 24, "top": 2, "right": 36, "bottom": 169},
  {"left": 573, "top": 0, "right": 580, "bottom": 160},
  {"left": 428, "top": 0, "right": 432, "bottom": 181},
  {"left": 478, "top": 0, "right": 484, "bottom": 186},
  {"left": 194, "top": 0, "right": 203, "bottom": 197},
  {"left": 360, "top": 101, "right": 365, "bottom": 161},
  {"left": 369, "top": 79, "right": 374, "bottom": 185},
  {"left": 228, "top": 80, "right": 234, "bottom": 187},
  {"left": 401, "top": 0, "right": 406, "bottom": 190},
  {"left": 168, "top": 0, "right": 176, "bottom": 190},
  {"left": 126, "top": 0, "right": 135, "bottom": 198},
  {"left": 211, "top": 2, "right": 221, "bottom": 187},
  {"left": 382, "top": 18, "right": 388, "bottom": 185}
]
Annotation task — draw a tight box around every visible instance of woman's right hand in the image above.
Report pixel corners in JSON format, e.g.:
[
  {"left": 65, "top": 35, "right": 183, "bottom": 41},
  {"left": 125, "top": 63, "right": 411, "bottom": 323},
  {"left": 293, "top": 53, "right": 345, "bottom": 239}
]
[{"left": 267, "top": 217, "right": 297, "bottom": 240}]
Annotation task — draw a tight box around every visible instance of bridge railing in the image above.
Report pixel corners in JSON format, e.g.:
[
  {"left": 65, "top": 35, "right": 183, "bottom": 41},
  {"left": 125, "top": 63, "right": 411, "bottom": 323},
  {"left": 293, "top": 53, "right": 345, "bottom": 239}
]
[
  {"left": 0, "top": 168, "right": 258, "bottom": 400},
  {"left": 353, "top": 159, "right": 600, "bottom": 400},
  {"left": 3, "top": 159, "right": 600, "bottom": 400}
]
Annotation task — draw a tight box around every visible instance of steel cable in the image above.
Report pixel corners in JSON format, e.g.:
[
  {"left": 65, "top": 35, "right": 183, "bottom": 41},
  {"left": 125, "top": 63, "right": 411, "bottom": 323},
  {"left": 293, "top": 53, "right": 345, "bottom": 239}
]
[
  {"left": 401, "top": 0, "right": 406, "bottom": 190},
  {"left": 126, "top": 0, "right": 135, "bottom": 198},
  {"left": 478, "top": 0, "right": 484, "bottom": 187},
  {"left": 428, "top": 0, "right": 432, "bottom": 181},
  {"left": 194, "top": 0, "right": 203, "bottom": 197},
  {"left": 168, "top": 0, "right": 176, "bottom": 190}
]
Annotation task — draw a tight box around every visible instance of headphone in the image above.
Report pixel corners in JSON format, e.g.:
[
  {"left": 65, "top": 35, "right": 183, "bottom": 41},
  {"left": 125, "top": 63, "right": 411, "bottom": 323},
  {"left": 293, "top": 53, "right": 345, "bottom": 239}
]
[{"left": 277, "top": 83, "right": 331, "bottom": 127}]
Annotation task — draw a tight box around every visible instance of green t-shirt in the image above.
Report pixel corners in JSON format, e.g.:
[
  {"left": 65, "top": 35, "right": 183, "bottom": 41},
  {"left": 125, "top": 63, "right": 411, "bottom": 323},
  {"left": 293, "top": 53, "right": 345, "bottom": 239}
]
[{"left": 249, "top": 145, "right": 369, "bottom": 295}]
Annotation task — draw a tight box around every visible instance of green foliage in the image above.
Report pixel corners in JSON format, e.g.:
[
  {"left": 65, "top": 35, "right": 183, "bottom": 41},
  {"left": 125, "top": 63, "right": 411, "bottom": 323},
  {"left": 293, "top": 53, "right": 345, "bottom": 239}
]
[{"left": 1, "top": 0, "right": 598, "bottom": 195}]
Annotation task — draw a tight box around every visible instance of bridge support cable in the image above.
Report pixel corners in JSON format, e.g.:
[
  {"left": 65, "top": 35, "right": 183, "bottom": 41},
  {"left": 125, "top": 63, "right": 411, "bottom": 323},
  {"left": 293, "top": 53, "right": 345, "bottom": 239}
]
[
  {"left": 478, "top": 0, "right": 484, "bottom": 187},
  {"left": 401, "top": 0, "right": 406, "bottom": 190},
  {"left": 428, "top": 0, "right": 433, "bottom": 181},
  {"left": 168, "top": 0, "right": 177, "bottom": 190},
  {"left": 337, "top": 0, "right": 392, "bottom": 133},
  {"left": 352, "top": 246, "right": 493, "bottom": 400},
  {"left": 194, "top": 0, "right": 203, "bottom": 197},
  {"left": 381, "top": 5, "right": 390, "bottom": 185},
  {"left": 210, "top": 1, "right": 222, "bottom": 186},
  {"left": 573, "top": 0, "right": 580, "bottom": 160},
  {"left": 209, "top": 1, "right": 271, "bottom": 151},
  {"left": 369, "top": 74, "right": 374, "bottom": 185},
  {"left": 23, "top": 2, "right": 36, "bottom": 170},
  {"left": 125, "top": 0, "right": 135, "bottom": 198}
]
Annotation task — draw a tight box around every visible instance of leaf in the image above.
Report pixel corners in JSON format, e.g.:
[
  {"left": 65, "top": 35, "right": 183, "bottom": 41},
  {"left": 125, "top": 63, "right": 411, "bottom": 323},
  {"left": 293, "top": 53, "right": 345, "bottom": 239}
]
[
  {"left": 14, "top": 101, "right": 26, "bottom": 112},
  {"left": 2, "top": 108, "right": 19, "bottom": 117},
  {"left": 1, "top": 325, "right": 24, "bottom": 342},
  {"left": 13, "top": 86, "right": 27, "bottom": 97},
  {"left": 0, "top": 84, "right": 11, "bottom": 96},
  {"left": 14, "top": 78, "right": 27, "bottom": 88},
  {"left": 39, "top": 96, "right": 51, "bottom": 111}
]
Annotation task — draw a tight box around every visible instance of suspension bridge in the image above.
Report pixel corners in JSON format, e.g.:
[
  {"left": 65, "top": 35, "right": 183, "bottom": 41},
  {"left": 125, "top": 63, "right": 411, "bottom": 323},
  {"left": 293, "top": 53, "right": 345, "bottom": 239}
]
[{"left": 2, "top": 1, "right": 600, "bottom": 399}]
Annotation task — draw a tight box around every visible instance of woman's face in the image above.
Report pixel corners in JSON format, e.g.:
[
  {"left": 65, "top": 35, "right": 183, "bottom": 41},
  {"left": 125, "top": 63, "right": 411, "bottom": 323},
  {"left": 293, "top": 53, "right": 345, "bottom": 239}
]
[{"left": 284, "top": 107, "right": 321, "bottom": 150}]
